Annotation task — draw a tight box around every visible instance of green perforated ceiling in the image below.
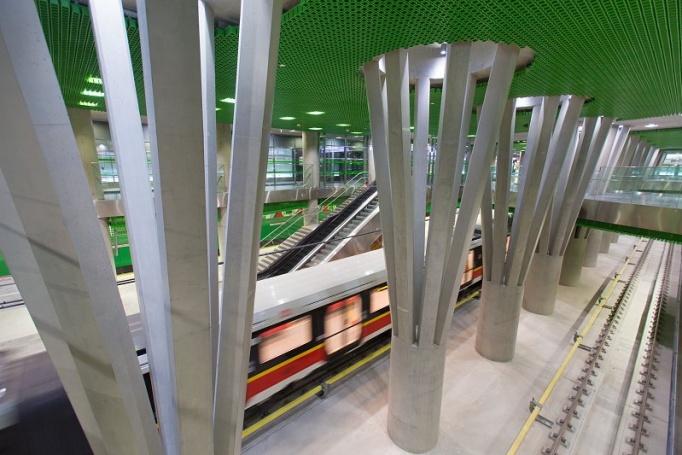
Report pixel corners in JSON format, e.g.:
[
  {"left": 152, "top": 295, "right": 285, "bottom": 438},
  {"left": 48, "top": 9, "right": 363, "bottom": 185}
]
[
  {"left": 37, "top": 0, "right": 681, "bottom": 144},
  {"left": 636, "top": 128, "right": 682, "bottom": 150}
]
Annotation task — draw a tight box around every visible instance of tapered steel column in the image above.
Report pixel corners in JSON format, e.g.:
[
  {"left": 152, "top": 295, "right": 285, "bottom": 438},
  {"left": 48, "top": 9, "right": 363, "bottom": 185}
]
[
  {"left": 89, "top": 1, "right": 180, "bottom": 452},
  {"left": 0, "top": 3, "right": 161, "bottom": 453},
  {"left": 365, "top": 41, "right": 520, "bottom": 452},
  {"left": 199, "top": 0, "right": 220, "bottom": 382},
  {"left": 137, "top": 0, "right": 214, "bottom": 452},
  {"left": 214, "top": 2, "right": 283, "bottom": 454}
]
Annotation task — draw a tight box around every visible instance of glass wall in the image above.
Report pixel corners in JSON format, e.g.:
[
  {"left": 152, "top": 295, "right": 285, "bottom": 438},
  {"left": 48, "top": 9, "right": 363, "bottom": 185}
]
[
  {"left": 320, "top": 135, "right": 368, "bottom": 186},
  {"left": 267, "top": 133, "right": 304, "bottom": 189}
]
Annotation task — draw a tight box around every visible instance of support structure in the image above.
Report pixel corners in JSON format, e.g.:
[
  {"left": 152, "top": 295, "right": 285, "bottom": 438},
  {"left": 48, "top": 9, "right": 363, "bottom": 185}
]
[
  {"left": 523, "top": 115, "right": 613, "bottom": 314},
  {"left": 302, "top": 131, "right": 320, "bottom": 225},
  {"left": 137, "top": 0, "right": 214, "bottom": 452},
  {"left": 88, "top": 0, "right": 180, "bottom": 452},
  {"left": 364, "top": 41, "right": 520, "bottom": 452},
  {"left": 217, "top": 123, "right": 232, "bottom": 262},
  {"left": 0, "top": 3, "right": 161, "bottom": 453},
  {"left": 559, "top": 226, "right": 589, "bottom": 286},
  {"left": 213, "top": 2, "right": 283, "bottom": 454}
]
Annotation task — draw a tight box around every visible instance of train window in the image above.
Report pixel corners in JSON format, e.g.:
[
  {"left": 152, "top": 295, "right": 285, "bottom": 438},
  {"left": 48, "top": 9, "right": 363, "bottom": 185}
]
[
  {"left": 461, "top": 250, "right": 474, "bottom": 284},
  {"left": 370, "top": 287, "right": 390, "bottom": 313},
  {"left": 258, "top": 315, "right": 312, "bottom": 364},
  {"left": 324, "top": 295, "right": 362, "bottom": 355}
]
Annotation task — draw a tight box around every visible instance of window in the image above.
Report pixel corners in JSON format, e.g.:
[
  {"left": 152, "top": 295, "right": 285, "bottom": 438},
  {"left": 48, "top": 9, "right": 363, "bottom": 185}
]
[
  {"left": 324, "top": 296, "right": 362, "bottom": 355},
  {"left": 370, "top": 287, "right": 390, "bottom": 313},
  {"left": 258, "top": 315, "right": 312, "bottom": 364}
]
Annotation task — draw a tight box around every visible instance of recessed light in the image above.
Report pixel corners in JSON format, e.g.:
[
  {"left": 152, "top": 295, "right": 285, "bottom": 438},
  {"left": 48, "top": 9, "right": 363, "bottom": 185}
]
[
  {"left": 86, "top": 76, "right": 102, "bottom": 85},
  {"left": 307, "top": 111, "right": 324, "bottom": 115},
  {"left": 78, "top": 101, "right": 98, "bottom": 107},
  {"left": 81, "top": 89, "right": 104, "bottom": 97},
  {"left": 280, "top": 116, "right": 295, "bottom": 120},
  {"left": 309, "top": 127, "right": 322, "bottom": 131},
  {"left": 221, "top": 97, "right": 236, "bottom": 103},
  {"left": 279, "top": 63, "right": 286, "bottom": 68},
  {"left": 337, "top": 123, "right": 351, "bottom": 127},
  {"left": 216, "top": 107, "right": 221, "bottom": 111},
  {"left": 644, "top": 123, "right": 658, "bottom": 128},
  {"left": 351, "top": 131, "right": 363, "bottom": 135},
  {"left": 410, "top": 126, "right": 414, "bottom": 130}
]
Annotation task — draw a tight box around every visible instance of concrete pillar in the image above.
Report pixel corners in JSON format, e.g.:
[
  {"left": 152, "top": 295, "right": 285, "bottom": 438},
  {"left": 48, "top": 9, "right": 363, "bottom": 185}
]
[
  {"left": 476, "top": 281, "right": 524, "bottom": 361},
  {"left": 559, "top": 229, "right": 587, "bottom": 286},
  {"left": 137, "top": 0, "right": 214, "bottom": 452},
  {"left": 367, "top": 139, "right": 377, "bottom": 182},
  {"left": 583, "top": 229, "right": 602, "bottom": 267},
  {"left": 365, "top": 41, "right": 520, "bottom": 452},
  {"left": 387, "top": 336, "right": 446, "bottom": 452},
  {"left": 612, "top": 234, "right": 619, "bottom": 243},
  {"left": 0, "top": 4, "right": 162, "bottom": 453},
  {"left": 67, "top": 108, "right": 104, "bottom": 200},
  {"left": 214, "top": 1, "right": 283, "bottom": 454},
  {"left": 303, "top": 131, "right": 320, "bottom": 225},
  {"left": 523, "top": 252, "right": 563, "bottom": 315},
  {"left": 217, "top": 123, "right": 231, "bottom": 261},
  {"left": 600, "top": 232, "right": 612, "bottom": 253},
  {"left": 67, "top": 108, "right": 115, "bottom": 271}
]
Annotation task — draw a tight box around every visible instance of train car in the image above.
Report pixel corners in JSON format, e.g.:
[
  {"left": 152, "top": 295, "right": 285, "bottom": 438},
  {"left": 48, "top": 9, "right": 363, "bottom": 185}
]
[{"left": 244, "top": 236, "right": 483, "bottom": 408}]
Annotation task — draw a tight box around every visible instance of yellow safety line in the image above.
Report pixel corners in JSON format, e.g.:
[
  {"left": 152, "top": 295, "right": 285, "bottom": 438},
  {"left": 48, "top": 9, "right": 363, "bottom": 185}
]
[
  {"left": 506, "top": 241, "right": 641, "bottom": 455},
  {"left": 242, "top": 385, "right": 323, "bottom": 438},
  {"left": 243, "top": 287, "right": 482, "bottom": 440},
  {"left": 455, "top": 290, "right": 481, "bottom": 309},
  {"left": 248, "top": 344, "right": 324, "bottom": 383}
]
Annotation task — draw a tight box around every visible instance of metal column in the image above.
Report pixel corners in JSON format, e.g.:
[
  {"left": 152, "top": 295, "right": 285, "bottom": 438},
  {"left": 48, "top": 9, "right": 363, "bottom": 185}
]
[{"left": 214, "top": 2, "right": 284, "bottom": 454}]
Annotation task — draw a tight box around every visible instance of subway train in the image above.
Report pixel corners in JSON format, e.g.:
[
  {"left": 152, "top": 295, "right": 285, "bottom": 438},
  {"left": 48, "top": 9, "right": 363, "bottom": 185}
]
[{"left": 0, "top": 236, "right": 482, "bottom": 454}]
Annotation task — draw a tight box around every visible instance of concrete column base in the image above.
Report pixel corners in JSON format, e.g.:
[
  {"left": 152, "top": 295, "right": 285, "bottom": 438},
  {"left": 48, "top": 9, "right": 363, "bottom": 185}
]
[
  {"left": 523, "top": 253, "right": 562, "bottom": 315},
  {"left": 611, "top": 234, "right": 619, "bottom": 243},
  {"left": 599, "top": 232, "right": 612, "bottom": 253},
  {"left": 304, "top": 199, "right": 318, "bottom": 226},
  {"left": 560, "top": 236, "right": 587, "bottom": 286},
  {"left": 475, "top": 280, "right": 524, "bottom": 362},
  {"left": 583, "top": 230, "right": 601, "bottom": 267},
  {"left": 387, "top": 336, "right": 446, "bottom": 453}
]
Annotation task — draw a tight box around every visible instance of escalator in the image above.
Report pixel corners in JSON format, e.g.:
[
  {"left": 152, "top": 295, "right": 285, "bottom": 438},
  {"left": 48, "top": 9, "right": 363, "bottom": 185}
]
[{"left": 257, "top": 183, "right": 378, "bottom": 280}]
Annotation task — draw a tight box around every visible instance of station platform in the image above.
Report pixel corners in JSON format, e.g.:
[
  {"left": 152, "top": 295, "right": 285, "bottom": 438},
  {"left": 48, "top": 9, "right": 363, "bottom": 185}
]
[
  {"left": 0, "top": 236, "right": 677, "bottom": 454},
  {"left": 243, "top": 236, "right": 675, "bottom": 454}
]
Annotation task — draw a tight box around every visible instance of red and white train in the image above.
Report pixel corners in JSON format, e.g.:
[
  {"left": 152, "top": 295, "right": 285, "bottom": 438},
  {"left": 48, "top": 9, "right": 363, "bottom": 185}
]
[{"left": 245, "top": 236, "right": 483, "bottom": 408}]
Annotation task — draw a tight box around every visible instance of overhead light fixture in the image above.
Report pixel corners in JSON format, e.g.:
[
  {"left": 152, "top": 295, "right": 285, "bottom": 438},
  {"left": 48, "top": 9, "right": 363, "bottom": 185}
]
[
  {"left": 221, "top": 97, "right": 236, "bottom": 103},
  {"left": 644, "top": 123, "right": 658, "bottom": 128},
  {"left": 337, "top": 123, "right": 351, "bottom": 127},
  {"left": 410, "top": 126, "right": 415, "bottom": 130},
  {"left": 86, "top": 76, "right": 102, "bottom": 85},
  {"left": 81, "top": 89, "right": 104, "bottom": 97},
  {"left": 307, "top": 111, "right": 324, "bottom": 115},
  {"left": 280, "top": 116, "right": 295, "bottom": 120},
  {"left": 309, "top": 127, "right": 322, "bottom": 131},
  {"left": 78, "top": 101, "right": 98, "bottom": 107},
  {"left": 215, "top": 107, "right": 221, "bottom": 111},
  {"left": 279, "top": 63, "right": 286, "bottom": 68}
]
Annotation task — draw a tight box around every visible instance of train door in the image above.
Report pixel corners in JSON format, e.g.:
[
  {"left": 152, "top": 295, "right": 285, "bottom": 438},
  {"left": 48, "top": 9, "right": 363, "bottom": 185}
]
[{"left": 324, "top": 295, "right": 363, "bottom": 355}]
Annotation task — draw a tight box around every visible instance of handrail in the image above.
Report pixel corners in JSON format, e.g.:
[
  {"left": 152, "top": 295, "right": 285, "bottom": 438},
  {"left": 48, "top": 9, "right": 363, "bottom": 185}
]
[
  {"left": 289, "top": 190, "right": 378, "bottom": 271},
  {"left": 506, "top": 240, "right": 641, "bottom": 454},
  {"left": 259, "top": 172, "right": 367, "bottom": 248}
]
